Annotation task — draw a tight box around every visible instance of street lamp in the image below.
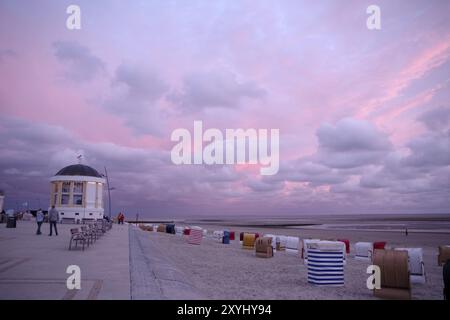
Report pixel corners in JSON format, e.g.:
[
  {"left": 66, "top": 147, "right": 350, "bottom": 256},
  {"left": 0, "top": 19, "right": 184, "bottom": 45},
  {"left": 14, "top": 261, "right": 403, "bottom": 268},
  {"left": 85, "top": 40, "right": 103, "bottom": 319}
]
[{"left": 103, "top": 167, "right": 115, "bottom": 219}]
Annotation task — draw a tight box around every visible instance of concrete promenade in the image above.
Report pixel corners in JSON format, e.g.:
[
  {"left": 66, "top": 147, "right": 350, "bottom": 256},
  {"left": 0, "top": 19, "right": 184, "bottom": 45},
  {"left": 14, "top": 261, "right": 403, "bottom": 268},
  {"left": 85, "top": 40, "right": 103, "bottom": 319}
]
[{"left": 0, "top": 220, "right": 130, "bottom": 299}]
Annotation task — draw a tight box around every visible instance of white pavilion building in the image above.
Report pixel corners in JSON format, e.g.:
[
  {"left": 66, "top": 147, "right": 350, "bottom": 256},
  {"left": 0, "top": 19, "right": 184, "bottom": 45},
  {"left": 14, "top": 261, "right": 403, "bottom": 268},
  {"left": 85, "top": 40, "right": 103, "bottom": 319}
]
[{"left": 50, "top": 164, "right": 105, "bottom": 223}]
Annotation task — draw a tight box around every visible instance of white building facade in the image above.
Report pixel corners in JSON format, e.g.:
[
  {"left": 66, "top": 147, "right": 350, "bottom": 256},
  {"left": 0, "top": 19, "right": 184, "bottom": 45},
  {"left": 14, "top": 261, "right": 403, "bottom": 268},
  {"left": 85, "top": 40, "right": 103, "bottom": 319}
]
[{"left": 50, "top": 164, "right": 105, "bottom": 223}]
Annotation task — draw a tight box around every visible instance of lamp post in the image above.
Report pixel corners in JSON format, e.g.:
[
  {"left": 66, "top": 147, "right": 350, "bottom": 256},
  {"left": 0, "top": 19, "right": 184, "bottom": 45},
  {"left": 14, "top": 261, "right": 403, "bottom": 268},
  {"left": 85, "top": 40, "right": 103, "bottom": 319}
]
[{"left": 104, "top": 167, "right": 115, "bottom": 219}]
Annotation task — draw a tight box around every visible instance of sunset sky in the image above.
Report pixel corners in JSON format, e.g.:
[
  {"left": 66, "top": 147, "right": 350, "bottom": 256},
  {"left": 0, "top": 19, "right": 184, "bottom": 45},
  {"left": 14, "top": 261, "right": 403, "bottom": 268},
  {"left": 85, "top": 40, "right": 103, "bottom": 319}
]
[{"left": 1, "top": 0, "right": 449, "bottom": 217}]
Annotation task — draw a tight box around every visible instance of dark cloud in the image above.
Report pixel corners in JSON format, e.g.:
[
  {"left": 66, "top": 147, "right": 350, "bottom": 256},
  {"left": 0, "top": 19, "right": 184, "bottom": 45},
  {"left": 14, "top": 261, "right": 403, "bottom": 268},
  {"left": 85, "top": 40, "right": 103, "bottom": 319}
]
[
  {"left": 53, "top": 41, "right": 105, "bottom": 81},
  {"left": 316, "top": 118, "right": 392, "bottom": 169},
  {"left": 403, "top": 132, "right": 450, "bottom": 167},
  {"left": 169, "top": 70, "right": 266, "bottom": 111},
  {"left": 417, "top": 106, "right": 450, "bottom": 132},
  {"left": 104, "top": 63, "right": 168, "bottom": 136}
]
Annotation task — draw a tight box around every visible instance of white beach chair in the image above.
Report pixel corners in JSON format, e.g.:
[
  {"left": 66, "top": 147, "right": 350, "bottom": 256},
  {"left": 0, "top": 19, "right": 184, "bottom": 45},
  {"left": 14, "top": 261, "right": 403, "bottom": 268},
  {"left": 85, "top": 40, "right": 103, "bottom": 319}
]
[
  {"left": 264, "top": 234, "right": 278, "bottom": 252},
  {"left": 355, "top": 242, "right": 373, "bottom": 261},
  {"left": 175, "top": 226, "right": 184, "bottom": 236},
  {"left": 396, "top": 248, "right": 426, "bottom": 284},
  {"left": 303, "top": 239, "right": 321, "bottom": 263},
  {"left": 286, "top": 236, "right": 300, "bottom": 255},
  {"left": 306, "top": 241, "right": 345, "bottom": 286},
  {"left": 202, "top": 229, "right": 208, "bottom": 238},
  {"left": 213, "top": 230, "right": 224, "bottom": 242}
]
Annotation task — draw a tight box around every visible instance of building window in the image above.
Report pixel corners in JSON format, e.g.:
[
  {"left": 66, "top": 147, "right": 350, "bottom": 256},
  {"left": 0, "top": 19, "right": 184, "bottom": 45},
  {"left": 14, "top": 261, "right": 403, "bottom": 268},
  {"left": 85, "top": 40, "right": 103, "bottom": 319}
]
[
  {"left": 61, "top": 182, "right": 70, "bottom": 205},
  {"left": 52, "top": 183, "right": 59, "bottom": 206},
  {"left": 61, "top": 194, "right": 70, "bottom": 205},
  {"left": 73, "top": 182, "right": 83, "bottom": 206}
]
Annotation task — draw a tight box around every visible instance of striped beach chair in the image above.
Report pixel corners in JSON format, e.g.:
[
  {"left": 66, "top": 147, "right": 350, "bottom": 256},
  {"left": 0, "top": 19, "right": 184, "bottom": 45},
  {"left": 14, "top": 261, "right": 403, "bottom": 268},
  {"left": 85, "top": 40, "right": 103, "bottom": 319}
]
[
  {"left": 307, "top": 241, "right": 345, "bottom": 286},
  {"left": 188, "top": 229, "right": 203, "bottom": 245}
]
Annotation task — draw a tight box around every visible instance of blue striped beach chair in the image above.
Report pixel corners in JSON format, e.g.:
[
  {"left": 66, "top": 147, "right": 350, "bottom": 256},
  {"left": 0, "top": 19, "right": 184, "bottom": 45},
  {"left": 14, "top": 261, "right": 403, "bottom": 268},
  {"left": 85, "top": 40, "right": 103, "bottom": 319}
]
[{"left": 307, "top": 241, "right": 345, "bottom": 286}]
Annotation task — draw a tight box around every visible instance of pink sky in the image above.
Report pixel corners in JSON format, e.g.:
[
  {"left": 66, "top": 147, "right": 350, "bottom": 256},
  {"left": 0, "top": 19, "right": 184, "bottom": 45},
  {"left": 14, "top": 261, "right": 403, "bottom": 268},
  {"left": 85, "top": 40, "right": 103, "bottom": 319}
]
[{"left": 0, "top": 0, "right": 449, "bottom": 216}]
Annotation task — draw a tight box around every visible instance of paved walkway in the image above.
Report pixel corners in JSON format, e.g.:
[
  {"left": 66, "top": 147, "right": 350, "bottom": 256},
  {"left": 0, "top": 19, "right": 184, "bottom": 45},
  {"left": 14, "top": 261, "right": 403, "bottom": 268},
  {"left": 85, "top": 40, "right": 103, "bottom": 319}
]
[
  {"left": 0, "top": 220, "right": 130, "bottom": 299},
  {"left": 129, "top": 226, "right": 204, "bottom": 299}
]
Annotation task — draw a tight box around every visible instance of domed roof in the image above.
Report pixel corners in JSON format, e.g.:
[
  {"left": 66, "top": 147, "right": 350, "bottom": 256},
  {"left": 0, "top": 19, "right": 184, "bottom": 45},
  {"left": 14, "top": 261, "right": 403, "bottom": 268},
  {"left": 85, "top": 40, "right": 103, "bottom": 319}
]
[{"left": 55, "top": 164, "right": 102, "bottom": 178}]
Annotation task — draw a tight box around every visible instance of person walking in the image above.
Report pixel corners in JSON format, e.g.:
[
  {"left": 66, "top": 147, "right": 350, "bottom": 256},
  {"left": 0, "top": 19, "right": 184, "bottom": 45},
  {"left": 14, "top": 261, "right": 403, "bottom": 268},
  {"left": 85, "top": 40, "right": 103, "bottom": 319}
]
[
  {"left": 117, "top": 212, "right": 124, "bottom": 225},
  {"left": 36, "top": 209, "right": 44, "bottom": 235},
  {"left": 48, "top": 205, "right": 59, "bottom": 236}
]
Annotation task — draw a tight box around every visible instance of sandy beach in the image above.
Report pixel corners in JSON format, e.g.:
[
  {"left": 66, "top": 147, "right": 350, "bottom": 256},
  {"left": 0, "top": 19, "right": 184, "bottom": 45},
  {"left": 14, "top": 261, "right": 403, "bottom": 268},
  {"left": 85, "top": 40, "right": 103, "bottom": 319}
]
[{"left": 130, "top": 214, "right": 449, "bottom": 300}]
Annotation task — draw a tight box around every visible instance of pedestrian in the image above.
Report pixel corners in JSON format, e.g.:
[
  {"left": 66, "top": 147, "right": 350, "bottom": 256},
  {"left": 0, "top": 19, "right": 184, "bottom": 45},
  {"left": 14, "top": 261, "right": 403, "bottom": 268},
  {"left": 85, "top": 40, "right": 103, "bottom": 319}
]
[
  {"left": 117, "top": 212, "right": 124, "bottom": 225},
  {"left": 36, "top": 209, "right": 44, "bottom": 235},
  {"left": 405, "top": 227, "right": 408, "bottom": 236},
  {"left": 48, "top": 205, "right": 59, "bottom": 236}
]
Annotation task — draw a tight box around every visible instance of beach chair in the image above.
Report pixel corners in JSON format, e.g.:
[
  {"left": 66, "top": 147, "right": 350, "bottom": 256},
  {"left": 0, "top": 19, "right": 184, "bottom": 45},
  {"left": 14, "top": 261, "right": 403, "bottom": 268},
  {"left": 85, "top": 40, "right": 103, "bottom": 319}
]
[
  {"left": 286, "top": 236, "right": 300, "bottom": 255},
  {"left": 222, "top": 231, "right": 230, "bottom": 244},
  {"left": 374, "top": 242, "right": 386, "bottom": 250},
  {"left": 302, "top": 239, "right": 321, "bottom": 262},
  {"left": 242, "top": 233, "right": 256, "bottom": 249},
  {"left": 395, "top": 248, "right": 426, "bottom": 284},
  {"left": 276, "top": 236, "right": 287, "bottom": 251},
  {"left": 438, "top": 245, "right": 450, "bottom": 266},
  {"left": 444, "top": 260, "right": 450, "bottom": 300},
  {"left": 202, "top": 229, "right": 208, "bottom": 237},
  {"left": 355, "top": 242, "right": 373, "bottom": 261},
  {"left": 175, "top": 226, "right": 184, "bottom": 236},
  {"left": 373, "top": 249, "right": 411, "bottom": 300},
  {"left": 157, "top": 224, "right": 166, "bottom": 233},
  {"left": 255, "top": 237, "right": 273, "bottom": 258},
  {"left": 306, "top": 241, "right": 345, "bottom": 286},
  {"left": 337, "top": 239, "right": 350, "bottom": 254},
  {"left": 184, "top": 227, "right": 191, "bottom": 236},
  {"left": 213, "top": 230, "right": 224, "bottom": 242},
  {"left": 188, "top": 229, "right": 203, "bottom": 245},
  {"left": 166, "top": 224, "right": 175, "bottom": 234},
  {"left": 69, "top": 228, "right": 88, "bottom": 251},
  {"left": 229, "top": 231, "right": 235, "bottom": 241},
  {"left": 264, "top": 234, "right": 278, "bottom": 252}
]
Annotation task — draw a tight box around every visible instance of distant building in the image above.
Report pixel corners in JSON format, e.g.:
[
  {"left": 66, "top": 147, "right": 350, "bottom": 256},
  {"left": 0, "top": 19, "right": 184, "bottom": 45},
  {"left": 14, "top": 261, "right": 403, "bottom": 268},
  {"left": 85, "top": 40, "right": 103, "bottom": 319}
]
[{"left": 50, "top": 164, "right": 105, "bottom": 223}]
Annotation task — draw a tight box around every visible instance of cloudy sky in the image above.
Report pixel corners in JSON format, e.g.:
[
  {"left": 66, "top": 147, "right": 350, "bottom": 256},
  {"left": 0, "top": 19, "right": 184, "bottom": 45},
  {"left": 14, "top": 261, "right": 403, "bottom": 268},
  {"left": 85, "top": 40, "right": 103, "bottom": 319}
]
[{"left": 0, "top": 0, "right": 449, "bottom": 217}]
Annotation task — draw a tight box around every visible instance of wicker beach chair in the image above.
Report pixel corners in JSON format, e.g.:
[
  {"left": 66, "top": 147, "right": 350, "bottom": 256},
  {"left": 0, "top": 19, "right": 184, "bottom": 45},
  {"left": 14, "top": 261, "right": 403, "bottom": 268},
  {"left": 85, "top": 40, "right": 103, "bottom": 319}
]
[
  {"left": 242, "top": 233, "right": 256, "bottom": 249},
  {"left": 157, "top": 224, "right": 166, "bottom": 233},
  {"left": 373, "top": 249, "right": 411, "bottom": 300},
  {"left": 255, "top": 237, "right": 273, "bottom": 258},
  {"left": 438, "top": 245, "right": 450, "bottom": 266}
]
